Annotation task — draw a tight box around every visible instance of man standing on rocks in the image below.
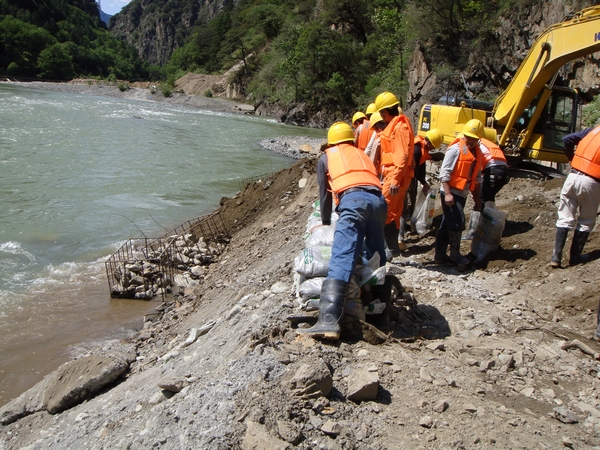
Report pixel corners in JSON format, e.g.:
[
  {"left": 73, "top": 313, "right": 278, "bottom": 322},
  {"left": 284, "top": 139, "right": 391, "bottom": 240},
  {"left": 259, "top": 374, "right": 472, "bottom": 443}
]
[
  {"left": 375, "top": 91, "right": 415, "bottom": 257},
  {"left": 298, "top": 122, "right": 387, "bottom": 340},
  {"left": 434, "top": 119, "right": 483, "bottom": 269},
  {"left": 551, "top": 124, "right": 600, "bottom": 267}
]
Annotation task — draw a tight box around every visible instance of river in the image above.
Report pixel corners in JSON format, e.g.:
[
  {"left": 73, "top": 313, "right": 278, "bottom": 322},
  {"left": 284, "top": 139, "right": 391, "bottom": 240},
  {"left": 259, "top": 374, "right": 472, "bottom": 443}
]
[{"left": 0, "top": 84, "right": 324, "bottom": 406}]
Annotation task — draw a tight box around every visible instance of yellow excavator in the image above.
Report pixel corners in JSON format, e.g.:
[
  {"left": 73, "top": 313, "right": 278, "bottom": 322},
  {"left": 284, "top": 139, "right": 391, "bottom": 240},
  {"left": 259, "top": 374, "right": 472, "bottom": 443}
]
[{"left": 417, "top": 6, "right": 600, "bottom": 164}]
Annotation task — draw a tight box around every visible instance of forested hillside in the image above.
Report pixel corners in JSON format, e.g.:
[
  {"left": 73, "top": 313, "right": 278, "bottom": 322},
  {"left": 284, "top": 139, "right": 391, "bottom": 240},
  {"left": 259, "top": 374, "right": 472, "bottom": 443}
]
[
  {"left": 0, "top": 0, "right": 158, "bottom": 80},
  {"left": 111, "top": 0, "right": 599, "bottom": 123},
  {"left": 2, "top": 0, "right": 598, "bottom": 124}
]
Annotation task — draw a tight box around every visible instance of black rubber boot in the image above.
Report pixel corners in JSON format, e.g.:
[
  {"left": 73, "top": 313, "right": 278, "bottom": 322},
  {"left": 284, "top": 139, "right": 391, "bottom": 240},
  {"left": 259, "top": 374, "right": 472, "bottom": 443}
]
[
  {"left": 551, "top": 227, "right": 569, "bottom": 268},
  {"left": 367, "top": 275, "right": 393, "bottom": 332},
  {"left": 297, "top": 279, "right": 348, "bottom": 340},
  {"left": 434, "top": 228, "right": 450, "bottom": 263},
  {"left": 448, "top": 230, "right": 469, "bottom": 268},
  {"left": 569, "top": 230, "right": 591, "bottom": 266},
  {"left": 384, "top": 222, "right": 401, "bottom": 257}
]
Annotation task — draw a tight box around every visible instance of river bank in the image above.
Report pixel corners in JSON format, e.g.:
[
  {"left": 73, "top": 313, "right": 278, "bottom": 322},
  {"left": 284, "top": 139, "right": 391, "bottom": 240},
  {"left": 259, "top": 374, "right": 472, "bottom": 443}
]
[{"left": 2, "top": 143, "right": 600, "bottom": 448}]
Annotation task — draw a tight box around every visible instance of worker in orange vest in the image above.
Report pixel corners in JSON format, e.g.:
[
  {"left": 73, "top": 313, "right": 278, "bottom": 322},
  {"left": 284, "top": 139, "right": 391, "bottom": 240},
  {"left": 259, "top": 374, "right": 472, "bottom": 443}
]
[
  {"left": 401, "top": 128, "right": 444, "bottom": 243},
  {"left": 363, "top": 111, "right": 386, "bottom": 170},
  {"left": 551, "top": 124, "right": 600, "bottom": 268},
  {"left": 478, "top": 138, "right": 508, "bottom": 204},
  {"left": 375, "top": 91, "right": 415, "bottom": 257},
  {"left": 297, "top": 122, "right": 387, "bottom": 340},
  {"left": 434, "top": 119, "right": 483, "bottom": 268}
]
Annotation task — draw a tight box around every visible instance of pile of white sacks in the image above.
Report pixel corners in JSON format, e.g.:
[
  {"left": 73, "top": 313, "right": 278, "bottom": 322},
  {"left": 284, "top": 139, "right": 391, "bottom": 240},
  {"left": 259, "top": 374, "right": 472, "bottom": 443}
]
[{"left": 293, "top": 201, "right": 387, "bottom": 321}]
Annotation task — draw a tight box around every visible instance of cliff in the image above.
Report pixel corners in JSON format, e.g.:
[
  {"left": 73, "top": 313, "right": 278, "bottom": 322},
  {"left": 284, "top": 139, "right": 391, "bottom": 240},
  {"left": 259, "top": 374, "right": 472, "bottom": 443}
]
[{"left": 108, "top": 0, "right": 234, "bottom": 65}]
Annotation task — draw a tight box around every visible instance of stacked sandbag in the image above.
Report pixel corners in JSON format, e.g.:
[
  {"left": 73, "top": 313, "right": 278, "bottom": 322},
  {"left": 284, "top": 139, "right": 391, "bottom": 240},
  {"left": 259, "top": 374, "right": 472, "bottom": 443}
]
[{"left": 293, "top": 201, "right": 386, "bottom": 321}]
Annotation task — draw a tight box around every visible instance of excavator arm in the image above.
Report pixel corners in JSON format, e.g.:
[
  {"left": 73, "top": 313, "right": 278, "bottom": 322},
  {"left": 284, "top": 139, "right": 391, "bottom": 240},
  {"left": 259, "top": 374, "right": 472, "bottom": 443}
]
[{"left": 494, "top": 6, "right": 600, "bottom": 146}]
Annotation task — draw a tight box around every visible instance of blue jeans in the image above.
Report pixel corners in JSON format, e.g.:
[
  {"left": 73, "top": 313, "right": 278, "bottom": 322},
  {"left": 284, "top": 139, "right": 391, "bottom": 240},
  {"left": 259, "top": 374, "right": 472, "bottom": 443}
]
[{"left": 327, "top": 189, "right": 388, "bottom": 283}]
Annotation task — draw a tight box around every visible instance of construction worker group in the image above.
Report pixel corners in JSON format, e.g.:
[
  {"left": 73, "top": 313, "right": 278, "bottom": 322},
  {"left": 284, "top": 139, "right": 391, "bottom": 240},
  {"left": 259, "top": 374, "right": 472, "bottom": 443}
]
[{"left": 300, "top": 90, "right": 598, "bottom": 340}]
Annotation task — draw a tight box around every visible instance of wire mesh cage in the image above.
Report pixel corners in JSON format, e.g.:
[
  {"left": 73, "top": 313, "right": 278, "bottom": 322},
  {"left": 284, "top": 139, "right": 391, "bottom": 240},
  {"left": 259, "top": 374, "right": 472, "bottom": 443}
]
[{"left": 105, "top": 212, "right": 229, "bottom": 300}]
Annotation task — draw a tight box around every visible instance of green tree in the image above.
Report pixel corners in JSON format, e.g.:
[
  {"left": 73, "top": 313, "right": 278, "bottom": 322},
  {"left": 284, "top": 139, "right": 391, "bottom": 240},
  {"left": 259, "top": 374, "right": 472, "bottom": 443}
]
[{"left": 37, "top": 42, "right": 74, "bottom": 79}]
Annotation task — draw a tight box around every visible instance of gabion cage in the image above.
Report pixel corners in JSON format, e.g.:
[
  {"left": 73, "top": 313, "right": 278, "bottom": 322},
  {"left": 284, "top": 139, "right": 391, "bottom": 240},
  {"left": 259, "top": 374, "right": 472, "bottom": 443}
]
[{"left": 105, "top": 212, "right": 229, "bottom": 300}]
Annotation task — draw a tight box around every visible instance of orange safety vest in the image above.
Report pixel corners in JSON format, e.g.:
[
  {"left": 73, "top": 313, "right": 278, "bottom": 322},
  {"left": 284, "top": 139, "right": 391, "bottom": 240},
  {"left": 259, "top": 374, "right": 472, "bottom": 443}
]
[
  {"left": 379, "top": 114, "right": 415, "bottom": 180},
  {"left": 356, "top": 121, "right": 375, "bottom": 151},
  {"left": 414, "top": 135, "right": 432, "bottom": 165},
  {"left": 478, "top": 138, "right": 507, "bottom": 167},
  {"left": 572, "top": 126, "right": 600, "bottom": 179},
  {"left": 326, "top": 143, "right": 381, "bottom": 204},
  {"left": 448, "top": 138, "right": 481, "bottom": 192}
]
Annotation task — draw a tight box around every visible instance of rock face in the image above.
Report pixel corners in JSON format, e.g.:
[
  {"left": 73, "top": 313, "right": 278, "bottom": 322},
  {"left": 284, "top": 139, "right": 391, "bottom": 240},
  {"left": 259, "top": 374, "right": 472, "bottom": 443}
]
[{"left": 108, "top": 0, "right": 231, "bottom": 65}]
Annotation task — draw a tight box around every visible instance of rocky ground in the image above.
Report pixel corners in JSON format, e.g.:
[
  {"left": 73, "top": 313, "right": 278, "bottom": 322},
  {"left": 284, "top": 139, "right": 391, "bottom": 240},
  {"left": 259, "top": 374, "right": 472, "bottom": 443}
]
[{"left": 2, "top": 86, "right": 600, "bottom": 448}]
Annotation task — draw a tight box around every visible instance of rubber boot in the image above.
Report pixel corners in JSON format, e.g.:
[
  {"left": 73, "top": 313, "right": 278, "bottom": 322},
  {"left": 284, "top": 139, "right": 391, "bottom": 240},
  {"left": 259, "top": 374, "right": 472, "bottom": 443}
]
[
  {"left": 296, "top": 279, "right": 348, "bottom": 340},
  {"left": 550, "top": 227, "right": 569, "bottom": 268},
  {"left": 448, "top": 230, "right": 469, "bottom": 268},
  {"left": 434, "top": 228, "right": 451, "bottom": 263},
  {"left": 384, "top": 223, "right": 401, "bottom": 257},
  {"left": 367, "top": 275, "right": 393, "bottom": 332},
  {"left": 569, "top": 230, "right": 591, "bottom": 266}
]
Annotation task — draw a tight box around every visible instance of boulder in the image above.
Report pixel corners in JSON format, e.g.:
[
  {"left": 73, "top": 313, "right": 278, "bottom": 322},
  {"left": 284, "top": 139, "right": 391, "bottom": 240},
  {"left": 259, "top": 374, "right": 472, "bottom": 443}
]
[{"left": 43, "top": 355, "right": 129, "bottom": 414}]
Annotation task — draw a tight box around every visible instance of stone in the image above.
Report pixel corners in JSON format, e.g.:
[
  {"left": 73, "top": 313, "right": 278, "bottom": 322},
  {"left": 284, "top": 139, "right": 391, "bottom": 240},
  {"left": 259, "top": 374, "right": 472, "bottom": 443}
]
[
  {"left": 433, "top": 400, "right": 449, "bottom": 413},
  {"left": 276, "top": 420, "right": 303, "bottom": 445},
  {"left": 226, "top": 304, "right": 243, "bottom": 320},
  {"left": 0, "top": 376, "right": 50, "bottom": 425},
  {"left": 347, "top": 368, "right": 379, "bottom": 402},
  {"left": 43, "top": 355, "right": 129, "bottom": 414},
  {"left": 289, "top": 359, "right": 333, "bottom": 399},
  {"left": 298, "top": 178, "right": 308, "bottom": 188},
  {"left": 419, "top": 415, "right": 433, "bottom": 428},
  {"left": 553, "top": 406, "right": 579, "bottom": 424},
  {"left": 321, "top": 420, "right": 342, "bottom": 436},
  {"left": 419, "top": 367, "right": 434, "bottom": 383},
  {"left": 242, "top": 421, "right": 289, "bottom": 450},
  {"left": 270, "top": 281, "right": 289, "bottom": 294},
  {"left": 157, "top": 376, "right": 187, "bottom": 393}
]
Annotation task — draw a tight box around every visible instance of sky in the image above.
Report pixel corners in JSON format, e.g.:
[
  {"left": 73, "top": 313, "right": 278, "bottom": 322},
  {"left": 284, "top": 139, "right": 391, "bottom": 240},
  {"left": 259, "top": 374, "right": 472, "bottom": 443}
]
[{"left": 100, "top": 0, "right": 132, "bottom": 16}]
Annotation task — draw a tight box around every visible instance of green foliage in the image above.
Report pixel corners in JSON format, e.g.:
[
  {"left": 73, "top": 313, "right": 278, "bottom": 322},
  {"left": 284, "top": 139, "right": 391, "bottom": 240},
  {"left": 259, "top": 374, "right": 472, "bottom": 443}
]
[
  {"left": 0, "top": 0, "right": 152, "bottom": 81},
  {"left": 204, "top": 89, "right": 213, "bottom": 97},
  {"left": 37, "top": 42, "right": 74, "bottom": 79},
  {"left": 159, "top": 82, "right": 172, "bottom": 97},
  {"left": 118, "top": 82, "right": 130, "bottom": 92},
  {"left": 582, "top": 96, "right": 600, "bottom": 128}
]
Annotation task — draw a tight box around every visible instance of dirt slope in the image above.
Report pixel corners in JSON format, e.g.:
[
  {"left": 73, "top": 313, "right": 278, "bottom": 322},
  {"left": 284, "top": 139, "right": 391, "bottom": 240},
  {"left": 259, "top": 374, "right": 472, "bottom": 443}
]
[{"left": 1, "top": 156, "right": 600, "bottom": 449}]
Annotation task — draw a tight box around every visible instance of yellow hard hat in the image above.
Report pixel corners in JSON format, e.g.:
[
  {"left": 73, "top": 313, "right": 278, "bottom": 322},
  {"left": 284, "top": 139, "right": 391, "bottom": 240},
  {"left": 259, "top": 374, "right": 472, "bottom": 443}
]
[
  {"left": 370, "top": 111, "right": 384, "bottom": 127},
  {"left": 352, "top": 111, "right": 367, "bottom": 125},
  {"left": 462, "top": 119, "right": 484, "bottom": 139},
  {"left": 327, "top": 122, "right": 355, "bottom": 145},
  {"left": 375, "top": 91, "right": 400, "bottom": 112},
  {"left": 425, "top": 128, "right": 444, "bottom": 148},
  {"left": 365, "top": 103, "right": 377, "bottom": 116}
]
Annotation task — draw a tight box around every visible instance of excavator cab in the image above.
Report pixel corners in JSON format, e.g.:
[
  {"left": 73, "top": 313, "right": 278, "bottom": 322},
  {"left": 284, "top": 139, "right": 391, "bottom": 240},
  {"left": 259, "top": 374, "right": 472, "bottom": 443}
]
[{"left": 518, "top": 86, "right": 578, "bottom": 163}]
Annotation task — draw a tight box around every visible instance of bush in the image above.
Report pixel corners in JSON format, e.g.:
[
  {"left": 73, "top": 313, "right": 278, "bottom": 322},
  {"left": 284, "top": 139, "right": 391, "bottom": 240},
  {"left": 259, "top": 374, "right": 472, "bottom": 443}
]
[
  {"left": 7, "top": 62, "right": 19, "bottom": 74},
  {"left": 204, "top": 89, "right": 213, "bottom": 97},
  {"left": 118, "top": 82, "right": 130, "bottom": 91},
  {"left": 159, "top": 82, "right": 172, "bottom": 97}
]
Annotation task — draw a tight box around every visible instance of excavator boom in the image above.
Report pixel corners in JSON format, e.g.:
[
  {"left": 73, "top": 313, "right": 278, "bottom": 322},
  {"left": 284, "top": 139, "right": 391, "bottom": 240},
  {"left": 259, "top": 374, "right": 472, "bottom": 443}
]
[{"left": 494, "top": 6, "right": 600, "bottom": 144}]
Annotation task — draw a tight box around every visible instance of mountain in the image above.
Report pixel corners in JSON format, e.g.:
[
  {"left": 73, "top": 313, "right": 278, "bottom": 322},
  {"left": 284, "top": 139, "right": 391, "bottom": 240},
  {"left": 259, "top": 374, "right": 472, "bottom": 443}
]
[
  {"left": 108, "top": 0, "right": 233, "bottom": 66},
  {"left": 100, "top": 9, "right": 112, "bottom": 25}
]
